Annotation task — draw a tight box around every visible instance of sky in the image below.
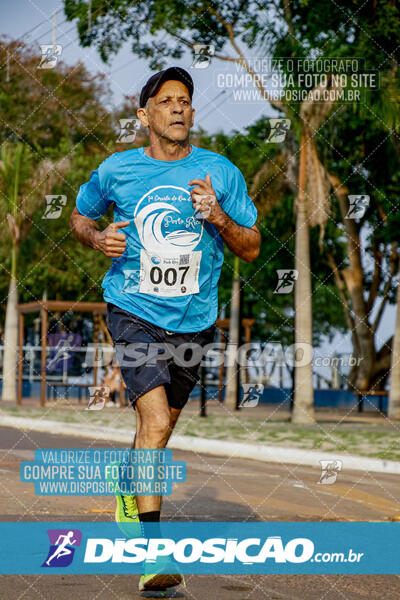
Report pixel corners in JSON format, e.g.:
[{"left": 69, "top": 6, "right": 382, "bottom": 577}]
[
  {"left": 1, "top": 0, "right": 396, "bottom": 361},
  {"left": 0, "top": 0, "right": 273, "bottom": 134}
]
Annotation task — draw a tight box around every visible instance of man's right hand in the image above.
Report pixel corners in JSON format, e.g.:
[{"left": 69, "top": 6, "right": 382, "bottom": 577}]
[{"left": 94, "top": 221, "right": 130, "bottom": 257}]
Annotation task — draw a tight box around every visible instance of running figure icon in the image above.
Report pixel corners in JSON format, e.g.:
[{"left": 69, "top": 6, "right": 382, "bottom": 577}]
[{"left": 45, "top": 531, "right": 77, "bottom": 566}]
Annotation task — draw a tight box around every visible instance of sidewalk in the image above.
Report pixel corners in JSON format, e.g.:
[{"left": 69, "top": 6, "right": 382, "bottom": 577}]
[
  {"left": 1, "top": 397, "right": 400, "bottom": 471},
  {"left": 12, "top": 393, "right": 394, "bottom": 424}
]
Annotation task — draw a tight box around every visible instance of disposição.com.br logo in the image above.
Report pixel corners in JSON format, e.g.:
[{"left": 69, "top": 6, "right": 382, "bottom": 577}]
[{"left": 41, "top": 529, "right": 82, "bottom": 568}]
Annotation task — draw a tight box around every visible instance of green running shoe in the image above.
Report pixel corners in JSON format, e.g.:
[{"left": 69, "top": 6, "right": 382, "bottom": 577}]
[
  {"left": 106, "top": 462, "right": 141, "bottom": 537},
  {"left": 139, "top": 555, "right": 185, "bottom": 592},
  {"left": 138, "top": 572, "right": 184, "bottom": 592},
  {"left": 115, "top": 493, "right": 140, "bottom": 524}
]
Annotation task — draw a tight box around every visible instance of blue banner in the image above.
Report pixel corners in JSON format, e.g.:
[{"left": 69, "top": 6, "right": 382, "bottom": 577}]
[
  {"left": 20, "top": 449, "right": 186, "bottom": 496},
  {"left": 0, "top": 522, "right": 399, "bottom": 574}
]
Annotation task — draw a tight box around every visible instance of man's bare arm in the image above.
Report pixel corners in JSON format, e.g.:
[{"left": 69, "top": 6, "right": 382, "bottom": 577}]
[
  {"left": 213, "top": 218, "right": 260, "bottom": 263},
  {"left": 188, "top": 174, "right": 261, "bottom": 263},
  {"left": 70, "top": 207, "right": 129, "bottom": 258},
  {"left": 69, "top": 207, "right": 99, "bottom": 249}
]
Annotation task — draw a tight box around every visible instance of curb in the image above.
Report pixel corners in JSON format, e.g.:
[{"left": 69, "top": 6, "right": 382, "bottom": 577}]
[{"left": 1, "top": 414, "right": 400, "bottom": 475}]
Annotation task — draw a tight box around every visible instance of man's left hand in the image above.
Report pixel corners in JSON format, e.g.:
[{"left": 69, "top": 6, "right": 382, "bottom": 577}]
[{"left": 188, "top": 174, "right": 224, "bottom": 226}]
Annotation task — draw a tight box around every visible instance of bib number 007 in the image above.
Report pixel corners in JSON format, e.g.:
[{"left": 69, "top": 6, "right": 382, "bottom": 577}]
[
  {"left": 149, "top": 265, "right": 189, "bottom": 287},
  {"left": 139, "top": 250, "right": 201, "bottom": 297}
]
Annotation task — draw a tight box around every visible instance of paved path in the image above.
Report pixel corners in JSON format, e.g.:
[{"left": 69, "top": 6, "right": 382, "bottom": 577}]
[{"left": 0, "top": 426, "right": 399, "bottom": 599}]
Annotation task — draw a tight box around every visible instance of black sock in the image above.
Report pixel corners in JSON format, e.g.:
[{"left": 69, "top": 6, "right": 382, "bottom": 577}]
[
  {"left": 139, "top": 510, "right": 161, "bottom": 522},
  {"left": 139, "top": 511, "right": 161, "bottom": 539}
]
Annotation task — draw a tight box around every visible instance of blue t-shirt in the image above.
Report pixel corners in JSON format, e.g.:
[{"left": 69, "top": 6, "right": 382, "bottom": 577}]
[{"left": 75, "top": 145, "right": 257, "bottom": 333}]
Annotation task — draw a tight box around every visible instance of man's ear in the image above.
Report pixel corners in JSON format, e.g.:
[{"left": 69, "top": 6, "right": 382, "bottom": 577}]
[
  {"left": 191, "top": 108, "right": 195, "bottom": 127},
  {"left": 137, "top": 107, "right": 149, "bottom": 128}
]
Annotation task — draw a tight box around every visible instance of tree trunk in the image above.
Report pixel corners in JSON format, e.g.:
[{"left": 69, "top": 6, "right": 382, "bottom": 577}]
[
  {"left": 2, "top": 276, "right": 19, "bottom": 403},
  {"left": 328, "top": 175, "right": 377, "bottom": 391},
  {"left": 388, "top": 272, "right": 400, "bottom": 418},
  {"left": 292, "top": 131, "right": 315, "bottom": 424},
  {"left": 225, "top": 256, "right": 241, "bottom": 409}
]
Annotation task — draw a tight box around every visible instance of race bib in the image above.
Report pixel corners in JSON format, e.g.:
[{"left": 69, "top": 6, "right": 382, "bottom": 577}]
[{"left": 139, "top": 250, "right": 201, "bottom": 297}]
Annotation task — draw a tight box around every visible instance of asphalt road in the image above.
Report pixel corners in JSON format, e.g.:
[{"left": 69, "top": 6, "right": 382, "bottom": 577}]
[{"left": 0, "top": 425, "right": 399, "bottom": 599}]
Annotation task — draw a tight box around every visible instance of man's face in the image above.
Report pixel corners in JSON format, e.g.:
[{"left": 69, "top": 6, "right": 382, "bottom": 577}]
[{"left": 138, "top": 80, "right": 194, "bottom": 143}]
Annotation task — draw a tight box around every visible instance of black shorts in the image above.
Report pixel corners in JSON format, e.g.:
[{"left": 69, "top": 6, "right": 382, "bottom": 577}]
[{"left": 106, "top": 303, "right": 216, "bottom": 410}]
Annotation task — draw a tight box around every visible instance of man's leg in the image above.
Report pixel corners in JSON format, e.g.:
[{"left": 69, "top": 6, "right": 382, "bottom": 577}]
[
  {"left": 132, "top": 404, "right": 181, "bottom": 449},
  {"left": 133, "top": 384, "right": 176, "bottom": 515},
  {"left": 132, "top": 386, "right": 184, "bottom": 591},
  {"left": 167, "top": 407, "right": 181, "bottom": 440},
  {"left": 131, "top": 399, "right": 181, "bottom": 518}
]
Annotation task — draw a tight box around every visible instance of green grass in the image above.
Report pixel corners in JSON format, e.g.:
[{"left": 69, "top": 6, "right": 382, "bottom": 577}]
[{"left": 1, "top": 404, "right": 400, "bottom": 461}]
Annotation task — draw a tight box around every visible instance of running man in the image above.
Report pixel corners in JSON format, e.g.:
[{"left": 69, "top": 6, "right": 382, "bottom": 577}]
[
  {"left": 45, "top": 531, "right": 77, "bottom": 566},
  {"left": 70, "top": 66, "right": 260, "bottom": 591}
]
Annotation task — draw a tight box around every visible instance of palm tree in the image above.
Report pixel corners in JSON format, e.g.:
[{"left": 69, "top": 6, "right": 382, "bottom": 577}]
[
  {"left": 224, "top": 255, "right": 241, "bottom": 409},
  {"left": 0, "top": 143, "right": 24, "bottom": 402},
  {"left": 0, "top": 142, "right": 69, "bottom": 402},
  {"left": 388, "top": 266, "right": 400, "bottom": 418},
  {"left": 249, "top": 79, "right": 340, "bottom": 424},
  {"left": 290, "top": 82, "right": 338, "bottom": 423},
  {"left": 291, "top": 130, "right": 314, "bottom": 423}
]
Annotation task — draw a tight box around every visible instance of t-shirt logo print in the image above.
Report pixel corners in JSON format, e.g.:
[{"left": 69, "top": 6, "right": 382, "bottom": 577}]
[
  {"left": 132, "top": 186, "right": 204, "bottom": 297},
  {"left": 134, "top": 185, "right": 203, "bottom": 253}
]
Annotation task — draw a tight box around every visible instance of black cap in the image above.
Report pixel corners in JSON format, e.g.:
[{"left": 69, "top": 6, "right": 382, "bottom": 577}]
[{"left": 139, "top": 67, "right": 194, "bottom": 108}]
